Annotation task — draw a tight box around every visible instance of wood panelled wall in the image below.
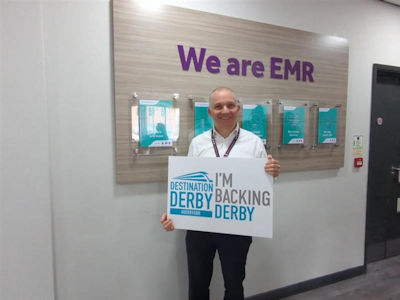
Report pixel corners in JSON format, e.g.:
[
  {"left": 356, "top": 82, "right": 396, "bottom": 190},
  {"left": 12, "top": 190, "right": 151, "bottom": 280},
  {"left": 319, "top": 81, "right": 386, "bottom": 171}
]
[{"left": 113, "top": 0, "right": 349, "bottom": 183}]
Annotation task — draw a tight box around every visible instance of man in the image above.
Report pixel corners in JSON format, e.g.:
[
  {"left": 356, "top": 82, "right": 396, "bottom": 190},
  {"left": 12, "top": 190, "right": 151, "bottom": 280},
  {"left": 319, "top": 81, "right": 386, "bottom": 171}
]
[{"left": 161, "top": 87, "right": 280, "bottom": 300}]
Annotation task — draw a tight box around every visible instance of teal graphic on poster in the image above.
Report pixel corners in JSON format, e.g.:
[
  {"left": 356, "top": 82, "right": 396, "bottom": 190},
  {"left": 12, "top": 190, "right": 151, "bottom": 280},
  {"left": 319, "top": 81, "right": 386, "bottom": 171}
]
[
  {"left": 139, "top": 100, "right": 180, "bottom": 147},
  {"left": 282, "top": 106, "right": 305, "bottom": 144},
  {"left": 242, "top": 104, "right": 267, "bottom": 143},
  {"left": 194, "top": 102, "right": 214, "bottom": 136},
  {"left": 318, "top": 108, "right": 337, "bottom": 144}
]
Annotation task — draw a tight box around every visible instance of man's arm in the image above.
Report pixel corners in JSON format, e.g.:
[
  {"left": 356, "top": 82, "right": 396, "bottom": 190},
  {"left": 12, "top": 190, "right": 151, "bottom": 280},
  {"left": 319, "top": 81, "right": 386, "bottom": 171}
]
[{"left": 264, "top": 154, "right": 280, "bottom": 177}]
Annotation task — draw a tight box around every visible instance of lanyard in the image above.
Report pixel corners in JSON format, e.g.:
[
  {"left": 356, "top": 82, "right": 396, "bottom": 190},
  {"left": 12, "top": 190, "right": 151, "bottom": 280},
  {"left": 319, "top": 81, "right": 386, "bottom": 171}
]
[{"left": 211, "top": 128, "right": 240, "bottom": 157}]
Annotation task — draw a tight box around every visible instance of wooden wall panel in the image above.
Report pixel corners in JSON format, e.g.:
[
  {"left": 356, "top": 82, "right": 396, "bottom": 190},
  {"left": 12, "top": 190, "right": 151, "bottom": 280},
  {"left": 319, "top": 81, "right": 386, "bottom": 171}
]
[{"left": 113, "top": 0, "right": 349, "bottom": 183}]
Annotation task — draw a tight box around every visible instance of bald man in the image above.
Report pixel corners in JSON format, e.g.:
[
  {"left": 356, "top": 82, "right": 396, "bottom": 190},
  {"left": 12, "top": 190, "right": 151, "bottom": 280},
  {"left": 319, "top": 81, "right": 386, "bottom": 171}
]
[{"left": 161, "top": 87, "right": 280, "bottom": 300}]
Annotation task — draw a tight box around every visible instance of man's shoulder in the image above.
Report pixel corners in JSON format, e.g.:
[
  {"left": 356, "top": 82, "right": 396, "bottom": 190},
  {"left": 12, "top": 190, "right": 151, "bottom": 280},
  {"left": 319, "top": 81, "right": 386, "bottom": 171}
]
[
  {"left": 239, "top": 128, "right": 267, "bottom": 158},
  {"left": 239, "top": 128, "right": 262, "bottom": 141},
  {"left": 191, "top": 130, "right": 211, "bottom": 145}
]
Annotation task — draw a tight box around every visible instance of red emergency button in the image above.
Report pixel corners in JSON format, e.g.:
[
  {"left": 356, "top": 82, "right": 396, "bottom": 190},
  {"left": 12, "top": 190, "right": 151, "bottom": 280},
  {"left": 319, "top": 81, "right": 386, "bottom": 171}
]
[{"left": 354, "top": 157, "right": 363, "bottom": 168}]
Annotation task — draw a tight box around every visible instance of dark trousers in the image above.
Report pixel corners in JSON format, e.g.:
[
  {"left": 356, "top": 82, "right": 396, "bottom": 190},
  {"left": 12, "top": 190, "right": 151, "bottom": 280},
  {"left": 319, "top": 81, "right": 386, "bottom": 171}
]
[{"left": 185, "top": 230, "right": 252, "bottom": 300}]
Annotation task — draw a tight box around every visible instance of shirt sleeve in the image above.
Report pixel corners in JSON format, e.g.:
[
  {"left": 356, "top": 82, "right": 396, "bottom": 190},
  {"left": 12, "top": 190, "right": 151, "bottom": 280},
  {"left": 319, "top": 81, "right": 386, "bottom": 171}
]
[
  {"left": 187, "top": 140, "right": 195, "bottom": 157},
  {"left": 256, "top": 138, "right": 267, "bottom": 158}
]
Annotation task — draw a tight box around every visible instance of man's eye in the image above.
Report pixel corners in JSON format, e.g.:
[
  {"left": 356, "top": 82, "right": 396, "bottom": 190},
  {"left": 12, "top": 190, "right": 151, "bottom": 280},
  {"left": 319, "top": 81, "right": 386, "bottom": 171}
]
[
  {"left": 227, "top": 104, "right": 235, "bottom": 109},
  {"left": 214, "top": 105, "right": 222, "bottom": 110}
]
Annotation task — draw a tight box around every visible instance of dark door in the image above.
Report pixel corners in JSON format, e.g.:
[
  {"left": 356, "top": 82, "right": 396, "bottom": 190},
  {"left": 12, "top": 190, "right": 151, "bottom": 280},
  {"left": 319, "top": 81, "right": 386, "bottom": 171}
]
[{"left": 366, "top": 64, "right": 400, "bottom": 263}]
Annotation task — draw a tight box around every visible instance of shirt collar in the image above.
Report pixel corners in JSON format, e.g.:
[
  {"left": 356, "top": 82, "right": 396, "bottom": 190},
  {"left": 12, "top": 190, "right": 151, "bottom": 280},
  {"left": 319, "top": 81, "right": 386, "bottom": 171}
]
[{"left": 212, "top": 123, "right": 239, "bottom": 140}]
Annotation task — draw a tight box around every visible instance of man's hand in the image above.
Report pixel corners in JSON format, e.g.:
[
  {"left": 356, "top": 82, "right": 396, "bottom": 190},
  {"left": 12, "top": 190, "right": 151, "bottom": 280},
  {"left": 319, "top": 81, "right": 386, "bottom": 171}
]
[
  {"left": 160, "top": 212, "right": 175, "bottom": 232},
  {"left": 264, "top": 154, "right": 280, "bottom": 178}
]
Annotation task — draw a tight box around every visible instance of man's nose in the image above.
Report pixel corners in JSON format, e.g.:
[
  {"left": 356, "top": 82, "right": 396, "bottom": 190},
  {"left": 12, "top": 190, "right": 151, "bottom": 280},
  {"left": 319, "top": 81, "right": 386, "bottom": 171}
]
[{"left": 222, "top": 105, "right": 229, "bottom": 113}]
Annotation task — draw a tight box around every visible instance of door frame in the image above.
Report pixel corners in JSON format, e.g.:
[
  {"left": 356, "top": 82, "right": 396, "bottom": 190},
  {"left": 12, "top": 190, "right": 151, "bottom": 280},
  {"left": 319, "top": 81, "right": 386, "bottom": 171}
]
[{"left": 365, "top": 63, "right": 400, "bottom": 264}]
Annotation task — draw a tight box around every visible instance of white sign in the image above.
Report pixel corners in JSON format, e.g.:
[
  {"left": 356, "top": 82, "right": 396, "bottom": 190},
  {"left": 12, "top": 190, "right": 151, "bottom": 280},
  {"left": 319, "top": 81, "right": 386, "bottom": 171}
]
[
  {"left": 167, "top": 156, "right": 274, "bottom": 238},
  {"left": 352, "top": 135, "right": 363, "bottom": 156}
]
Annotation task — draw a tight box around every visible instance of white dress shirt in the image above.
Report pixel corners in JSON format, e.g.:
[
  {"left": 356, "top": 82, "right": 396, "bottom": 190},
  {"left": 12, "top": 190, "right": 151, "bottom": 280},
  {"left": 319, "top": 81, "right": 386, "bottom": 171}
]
[{"left": 188, "top": 124, "right": 267, "bottom": 158}]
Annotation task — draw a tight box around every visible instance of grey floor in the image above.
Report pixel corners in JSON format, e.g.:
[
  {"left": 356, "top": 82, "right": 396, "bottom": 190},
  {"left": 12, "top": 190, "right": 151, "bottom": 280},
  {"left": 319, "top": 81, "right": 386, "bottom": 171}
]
[{"left": 284, "top": 255, "right": 400, "bottom": 300}]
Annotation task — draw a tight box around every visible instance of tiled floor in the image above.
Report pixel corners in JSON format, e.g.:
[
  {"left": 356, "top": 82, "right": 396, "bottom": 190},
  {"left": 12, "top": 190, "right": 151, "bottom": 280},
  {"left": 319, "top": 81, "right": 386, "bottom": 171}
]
[{"left": 283, "top": 255, "right": 400, "bottom": 299}]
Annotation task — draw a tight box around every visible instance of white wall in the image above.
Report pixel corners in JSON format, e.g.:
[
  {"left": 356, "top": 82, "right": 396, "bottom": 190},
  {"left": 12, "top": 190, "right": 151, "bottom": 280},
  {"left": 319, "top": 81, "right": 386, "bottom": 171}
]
[
  {"left": 1, "top": 0, "right": 400, "bottom": 299},
  {"left": 1, "top": 1, "right": 55, "bottom": 300}
]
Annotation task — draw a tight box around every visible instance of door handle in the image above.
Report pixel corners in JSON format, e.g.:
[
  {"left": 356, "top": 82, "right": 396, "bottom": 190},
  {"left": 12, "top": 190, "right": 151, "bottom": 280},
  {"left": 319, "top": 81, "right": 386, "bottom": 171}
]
[{"left": 392, "top": 166, "right": 400, "bottom": 183}]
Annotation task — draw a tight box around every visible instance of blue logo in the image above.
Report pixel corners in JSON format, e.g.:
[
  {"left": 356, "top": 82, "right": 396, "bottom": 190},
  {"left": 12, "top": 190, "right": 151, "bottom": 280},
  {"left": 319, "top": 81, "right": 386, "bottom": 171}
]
[
  {"left": 173, "top": 171, "right": 213, "bottom": 183},
  {"left": 169, "top": 171, "right": 214, "bottom": 218}
]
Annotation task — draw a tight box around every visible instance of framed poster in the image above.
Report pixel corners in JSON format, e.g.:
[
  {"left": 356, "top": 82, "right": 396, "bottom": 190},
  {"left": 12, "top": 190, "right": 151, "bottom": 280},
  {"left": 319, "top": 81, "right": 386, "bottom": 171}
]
[
  {"left": 194, "top": 102, "right": 214, "bottom": 137},
  {"left": 282, "top": 106, "right": 305, "bottom": 144},
  {"left": 242, "top": 104, "right": 267, "bottom": 143},
  {"left": 318, "top": 107, "right": 338, "bottom": 144},
  {"left": 139, "top": 100, "right": 180, "bottom": 147}
]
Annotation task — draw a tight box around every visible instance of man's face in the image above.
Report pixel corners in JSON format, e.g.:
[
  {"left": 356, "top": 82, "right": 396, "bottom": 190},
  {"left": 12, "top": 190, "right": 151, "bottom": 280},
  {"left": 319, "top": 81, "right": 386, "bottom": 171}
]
[{"left": 208, "top": 89, "right": 241, "bottom": 131}]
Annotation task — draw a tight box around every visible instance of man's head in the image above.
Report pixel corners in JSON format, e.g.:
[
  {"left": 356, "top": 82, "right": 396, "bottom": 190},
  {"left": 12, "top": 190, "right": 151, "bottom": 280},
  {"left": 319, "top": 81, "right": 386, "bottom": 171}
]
[{"left": 208, "top": 87, "right": 241, "bottom": 133}]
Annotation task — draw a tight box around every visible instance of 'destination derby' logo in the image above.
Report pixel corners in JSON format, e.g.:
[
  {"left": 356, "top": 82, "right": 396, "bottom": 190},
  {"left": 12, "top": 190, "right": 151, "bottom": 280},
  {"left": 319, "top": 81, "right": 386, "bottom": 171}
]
[
  {"left": 170, "top": 171, "right": 214, "bottom": 218},
  {"left": 170, "top": 171, "right": 271, "bottom": 222}
]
